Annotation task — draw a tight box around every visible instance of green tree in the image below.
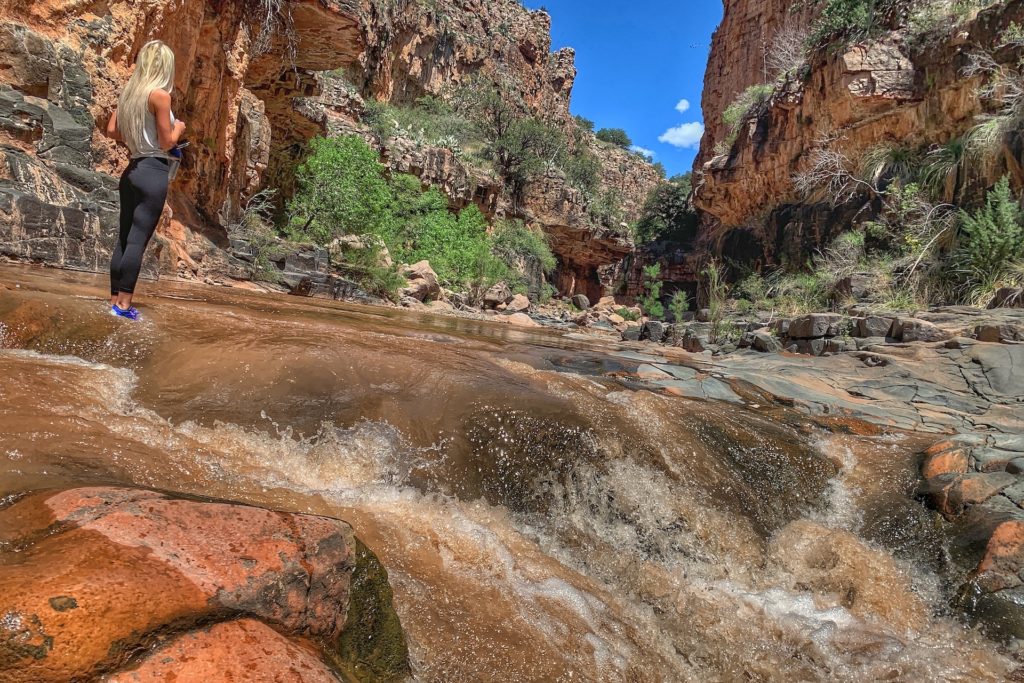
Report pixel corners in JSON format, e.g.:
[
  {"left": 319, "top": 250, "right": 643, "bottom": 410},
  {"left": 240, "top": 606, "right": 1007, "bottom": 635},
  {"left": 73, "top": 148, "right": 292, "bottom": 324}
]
[
  {"left": 491, "top": 117, "right": 566, "bottom": 201},
  {"left": 668, "top": 290, "right": 690, "bottom": 322},
  {"left": 955, "top": 176, "right": 1024, "bottom": 297},
  {"left": 634, "top": 173, "right": 698, "bottom": 244},
  {"left": 492, "top": 219, "right": 557, "bottom": 275},
  {"left": 596, "top": 127, "right": 632, "bottom": 149},
  {"left": 574, "top": 115, "right": 595, "bottom": 133},
  {"left": 639, "top": 263, "right": 664, "bottom": 318},
  {"left": 288, "top": 136, "right": 394, "bottom": 244}
]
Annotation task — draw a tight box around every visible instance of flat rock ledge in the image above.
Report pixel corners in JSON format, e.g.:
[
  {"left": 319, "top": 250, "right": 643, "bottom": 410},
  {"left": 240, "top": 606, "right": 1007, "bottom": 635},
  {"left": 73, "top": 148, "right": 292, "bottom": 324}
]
[{"left": 0, "top": 487, "right": 410, "bottom": 683}]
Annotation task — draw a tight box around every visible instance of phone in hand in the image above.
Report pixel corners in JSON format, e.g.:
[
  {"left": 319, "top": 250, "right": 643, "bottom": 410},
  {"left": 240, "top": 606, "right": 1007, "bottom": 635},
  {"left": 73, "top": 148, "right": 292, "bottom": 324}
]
[{"left": 170, "top": 140, "right": 189, "bottom": 159}]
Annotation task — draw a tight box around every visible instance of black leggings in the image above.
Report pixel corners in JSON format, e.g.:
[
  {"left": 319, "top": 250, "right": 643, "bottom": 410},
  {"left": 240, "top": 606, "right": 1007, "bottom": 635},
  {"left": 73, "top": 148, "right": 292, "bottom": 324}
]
[{"left": 110, "top": 157, "right": 169, "bottom": 295}]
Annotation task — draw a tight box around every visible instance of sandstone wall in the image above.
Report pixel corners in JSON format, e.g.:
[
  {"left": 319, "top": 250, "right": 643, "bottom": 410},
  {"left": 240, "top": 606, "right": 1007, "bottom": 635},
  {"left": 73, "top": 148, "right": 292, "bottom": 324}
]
[
  {"left": 693, "top": 1, "right": 1024, "bottom": 267},
  {"left": 0, "top": 0, "right": 661, "bottom": 298}
]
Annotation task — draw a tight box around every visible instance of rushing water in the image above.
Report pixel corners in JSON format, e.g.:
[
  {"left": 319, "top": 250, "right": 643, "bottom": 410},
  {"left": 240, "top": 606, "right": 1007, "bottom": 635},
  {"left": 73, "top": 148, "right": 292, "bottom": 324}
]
[{"left": 0, "top": 264, "right": 1015, "bottom": 681}]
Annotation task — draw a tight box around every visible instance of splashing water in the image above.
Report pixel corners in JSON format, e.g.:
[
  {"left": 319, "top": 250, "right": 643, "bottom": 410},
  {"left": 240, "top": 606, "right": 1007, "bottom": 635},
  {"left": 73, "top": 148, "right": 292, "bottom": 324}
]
[{"left": 0, "top": 265, "right": 1015, "bottom": 681}]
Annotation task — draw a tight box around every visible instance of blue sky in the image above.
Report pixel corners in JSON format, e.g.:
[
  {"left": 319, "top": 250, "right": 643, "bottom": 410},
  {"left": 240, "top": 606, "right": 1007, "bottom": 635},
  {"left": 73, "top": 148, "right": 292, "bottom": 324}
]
[{"left": 522, "top": 0, "right": 723, "bottom": 177}]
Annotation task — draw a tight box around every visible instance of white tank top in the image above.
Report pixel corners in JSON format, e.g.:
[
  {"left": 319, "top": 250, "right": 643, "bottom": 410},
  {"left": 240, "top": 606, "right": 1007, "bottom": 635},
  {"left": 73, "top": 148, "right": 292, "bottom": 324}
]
[{"left": 132, "top": 103, "right": 175, "bottom": 159}]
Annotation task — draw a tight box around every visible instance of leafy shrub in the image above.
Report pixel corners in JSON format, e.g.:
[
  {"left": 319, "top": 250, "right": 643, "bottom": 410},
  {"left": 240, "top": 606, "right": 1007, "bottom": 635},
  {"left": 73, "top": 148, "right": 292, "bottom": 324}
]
[
  {"left": 616, "top": 307, "right": 640, "bottom": 322},
  {"left": 806, "top": 0, "right": 902, "bottom": 47},
  {"left": 954, "top": 177, "right": 1024, "bottom": 302},
  {"left": 289, "top": 135, "right": 509, "bottom": 296},
  {"left": 492, "top": 219, "right": 557, "bottom": 275},
  {"left": 634, "top": 173, "right": 697, "bottom": 244},
  {"left": 574, "top": 115, "right": 595, "bottom": 133},
  {"left": 668, "top": 290, "right": 690, "bottom": 322},
  {"left": 489, "top": 114, "right": 565, "bottom": 198},
  {"left": 596, "top": 128, "right": 632, "bottom": 149},
  {"left": 362, "top": 96, "right": 485, "bottom": 161},
  {"left": 722, "top": 84, "right": 775, "bottom": 146},
  {"left": 590, "top": 189, "right": 626, "bottom": 229},
  {"left": 562, "top": 147, "right": 602, "bottom": 192},
  {"left": 639, "top": 264, "right": 664, "bottom": 318},
  {"left": 288, "top": 136, "right": 394, "bottom": 245},
  {"left": 701, "top": 260, "right": 731, "bottom": 342},
  {"left": 406, "top": 202, "right": 503, "bottom": 289}
]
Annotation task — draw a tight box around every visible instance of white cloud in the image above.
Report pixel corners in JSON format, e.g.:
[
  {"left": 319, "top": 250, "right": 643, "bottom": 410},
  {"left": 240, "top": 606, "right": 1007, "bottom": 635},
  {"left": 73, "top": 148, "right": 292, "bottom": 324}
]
[
  {"left": 630, "top": 145, "right": 655, "bottom": 159},
  {"left": 675, "top": 99, "right": 691, "bottom": 114},
  {"left": 658, "top": 122, "right": 705, "bottom": 149}
]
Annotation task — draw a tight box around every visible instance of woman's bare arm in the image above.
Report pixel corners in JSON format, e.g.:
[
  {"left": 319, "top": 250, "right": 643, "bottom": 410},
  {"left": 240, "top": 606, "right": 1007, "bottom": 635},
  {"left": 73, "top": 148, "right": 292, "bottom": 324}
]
[
  {"left": 149, "top": 88, "right": 186, "bottom": 151},
  {"left": 105, "top": 110, "right": 122, "bottom": 141}
]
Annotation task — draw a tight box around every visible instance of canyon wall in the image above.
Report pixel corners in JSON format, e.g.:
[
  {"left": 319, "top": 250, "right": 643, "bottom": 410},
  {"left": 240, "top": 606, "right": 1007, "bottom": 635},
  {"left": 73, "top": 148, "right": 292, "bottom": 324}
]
[
  {"left": 693, "top": 0, "right": 1024, "bottom": 268},
  {"left": 0, "top": 0, "right": 660, "bottom": 296}
]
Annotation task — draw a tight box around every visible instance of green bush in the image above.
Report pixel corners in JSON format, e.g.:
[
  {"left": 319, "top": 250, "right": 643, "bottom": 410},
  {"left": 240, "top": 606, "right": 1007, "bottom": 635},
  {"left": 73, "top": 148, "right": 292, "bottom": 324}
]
[
  {"left": 574, "top": 115, "right": 595, "bottom": 133},
  {"left": 722, "top": 84, "right": 775, "bottom": 146},
  {"left": 616, "top": 307, "right": 640, "bottom": 322},
  {"left": 289, "top": 135, "right": 510, "bottom": 296},
  {"left": 634, "top": 173, "right": 697, "bottom": 244},
  {"left": 807, "top": 0, "right": 907, "bottom": 46},
  {"left": 562, "top": 147, "right": 602, "bottom": 192},
  {"left": 492, "top": 219, "right": 557, "bottom": 274},
  {"left": 701, "top": 260, "right": 731, "bottom": 342},
  {"left": 639, "top": 263, "right": 664, "bottom": 318},
  {"left": 596, "top": 127, "right": 632, "bottom": 149},
  {"left": 488, "top": 117, "right": 566, "bottom": 201},
  {"left": 668, "top": 290, "right": 690, "bottom": 322},
  {"left": 288, "top": 136, "right": 395, "bottom": 245},
  {"left": 954, "top": 177, "right": 1024, "bottom": 302},
  {"left": 362, "top": 96, "right": 484, "bottom": 156},
  {"left": 589, "top": 189, "right": 626, "bottom": 229}
]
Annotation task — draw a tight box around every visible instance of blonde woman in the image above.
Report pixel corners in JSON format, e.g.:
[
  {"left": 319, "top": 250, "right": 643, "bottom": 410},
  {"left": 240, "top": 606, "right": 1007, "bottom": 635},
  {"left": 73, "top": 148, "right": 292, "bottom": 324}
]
[{"left": 104, "top": 40, "right": 186, "bottom": 320}]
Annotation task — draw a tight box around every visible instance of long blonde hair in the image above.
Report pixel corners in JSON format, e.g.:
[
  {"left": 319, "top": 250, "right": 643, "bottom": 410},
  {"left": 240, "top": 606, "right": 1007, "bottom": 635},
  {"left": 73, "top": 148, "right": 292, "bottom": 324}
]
[{"left": 117, "top": 40, "right": 175, "bottom": 153}]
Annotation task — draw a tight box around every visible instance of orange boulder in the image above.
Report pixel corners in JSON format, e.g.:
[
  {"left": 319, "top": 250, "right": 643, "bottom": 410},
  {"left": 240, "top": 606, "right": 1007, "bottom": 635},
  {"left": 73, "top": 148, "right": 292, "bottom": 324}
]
[
  {"left": 0, "top": 487, "right": 408, "bottom": 682},
  {"left": 105, "top": 619, "right": 339, "bottom": 683},
  {"left": 974, "top": 520, "right": 1024, "bottom": 593}
]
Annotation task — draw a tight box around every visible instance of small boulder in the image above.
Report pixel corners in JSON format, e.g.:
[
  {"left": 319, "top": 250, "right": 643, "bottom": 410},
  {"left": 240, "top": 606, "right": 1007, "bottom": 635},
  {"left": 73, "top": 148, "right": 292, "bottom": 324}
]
[
  {"left": 896, "top": 317, "right": 953, "bottom": 343},
  {"left": 503, "top": 312, "right": 541, "bottom": 328},
  {"left": 974, "top": 520, "right": 1024, "bottom": 593},
  {"left": 620, "top": 327, "right": 642, "bottom": 342},
  {"left": 975, "top": 323, "right": 1024, "bottom": 344},
  {"left": 104, "top": 619, "right": 339, "bottom": 683},
  {"left": 483, "top": 282, "right": 512, "bottom": 309},
  {"left": 400, "top": 260, "right": 440, "bottom": 302},
  {"left": 787, "top": 313, "right": 846, "bottom": 339},
  {"left": 427, "top": 300, "right": 455, "bottom": 312},
  {"left": 641, "top": 320, "right": 667, "bottom": 343},
  {"left": 607, "top": 313, "right": 626, "bottom": 325},
  {"left": 751, "top": 330, "right": 782, "bottom": 353},
  {"left": 922, "top": 447, "right": 970, "bottom": 479},
  {"left": 571, "top": 294, "right": 591, "bottom": 310},
  {"left": 0, "top": 488, "right": 409, "bottom": 683},
  {"left": 855, "top": 316, "right": 896, "bottom": 339},
  {"left": 506, "top": 294, "right": 531, "bottom": 313}
]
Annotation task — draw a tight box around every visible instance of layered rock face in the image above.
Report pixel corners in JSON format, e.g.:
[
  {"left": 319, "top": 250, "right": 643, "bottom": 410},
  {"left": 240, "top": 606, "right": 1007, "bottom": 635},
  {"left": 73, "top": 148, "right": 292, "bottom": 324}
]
[
  {"left": 0, "top": 0, "right": 660, "bottom": 297},
  {"left": 694, "top": 1, "right": 1024, "bottom": 265}
]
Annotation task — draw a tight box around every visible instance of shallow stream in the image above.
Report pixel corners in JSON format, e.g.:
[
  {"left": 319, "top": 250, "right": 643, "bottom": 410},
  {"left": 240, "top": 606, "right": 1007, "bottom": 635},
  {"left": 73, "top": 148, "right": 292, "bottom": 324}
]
[{"left": 0, "top": 264, "right": 1014, "bottom": 681}]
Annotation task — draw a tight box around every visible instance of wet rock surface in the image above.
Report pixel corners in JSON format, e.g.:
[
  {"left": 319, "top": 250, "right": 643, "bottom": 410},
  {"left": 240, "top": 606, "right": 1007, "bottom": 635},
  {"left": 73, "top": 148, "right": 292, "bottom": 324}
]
[{"left": 0, "top": 487, "right": 409, "bottom": 683}]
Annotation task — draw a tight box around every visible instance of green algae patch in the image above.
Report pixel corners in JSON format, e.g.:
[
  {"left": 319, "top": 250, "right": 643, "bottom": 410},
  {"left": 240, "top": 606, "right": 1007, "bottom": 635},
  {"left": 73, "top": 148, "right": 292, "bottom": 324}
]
[{"left": 329, "top": 539, "right": 410, "bottom": 682}]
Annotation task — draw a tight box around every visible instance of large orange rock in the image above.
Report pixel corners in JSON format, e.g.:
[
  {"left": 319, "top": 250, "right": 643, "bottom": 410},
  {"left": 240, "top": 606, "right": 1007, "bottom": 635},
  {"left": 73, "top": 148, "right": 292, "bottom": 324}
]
[
  {"left": 0, "top": 487, "right": 408, "bottom": 683},
  {"left": 105, "top": 619, "right": 338, "bottom": 683},
  {"left": 921, "top": 447, "right": 970, "bottom": 480},
  {"left": 974, "top": 520, "right": 1024, "bottom": 593}
]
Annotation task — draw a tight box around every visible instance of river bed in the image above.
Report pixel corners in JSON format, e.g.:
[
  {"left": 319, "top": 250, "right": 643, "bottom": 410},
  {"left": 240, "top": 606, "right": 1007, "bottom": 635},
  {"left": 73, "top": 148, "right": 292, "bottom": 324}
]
[{"left": 0, "top": 264, "right": 1014, "bottom": 681}]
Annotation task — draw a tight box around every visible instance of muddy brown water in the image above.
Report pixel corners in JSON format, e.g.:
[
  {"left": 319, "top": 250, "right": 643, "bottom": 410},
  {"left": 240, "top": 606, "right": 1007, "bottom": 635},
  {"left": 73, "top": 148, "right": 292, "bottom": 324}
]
[{"left": 0, "top": 264, "right": 1015, "bottom": 681}]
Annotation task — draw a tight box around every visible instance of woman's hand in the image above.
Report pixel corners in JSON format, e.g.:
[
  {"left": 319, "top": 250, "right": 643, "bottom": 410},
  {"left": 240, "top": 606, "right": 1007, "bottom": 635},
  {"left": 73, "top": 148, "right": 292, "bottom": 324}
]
[
  {"left": 105, "top": 110, "right": 122, "bottom": 141},
  {"left": 173, "top": 120, "right": 187, "bottom": 142}
]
